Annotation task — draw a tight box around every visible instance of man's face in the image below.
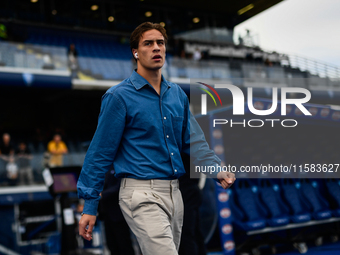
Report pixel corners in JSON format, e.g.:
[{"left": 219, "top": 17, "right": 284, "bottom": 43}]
[
  {"left": 19, "top": 143, "right": 26, "bottom": 150},
  {"left": 135, "top": 29, "right": 166, "bottom": 71},
  {"left": 3, "top": 134, "right": 10, "bottom": 144},
  {"left": 54, "top": 135, "right": 61, "bottom": 143}
]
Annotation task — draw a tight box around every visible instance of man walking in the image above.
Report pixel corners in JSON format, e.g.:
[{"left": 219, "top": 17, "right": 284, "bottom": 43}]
[{"left": 77, "top": 22, "right": 235, "bottom": 255}]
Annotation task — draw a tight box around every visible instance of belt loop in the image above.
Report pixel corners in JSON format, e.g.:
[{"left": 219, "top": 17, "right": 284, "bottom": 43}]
[
  {"left": 150, "top": 179, "right": 154, "bottom": 189},
  {"left": 123, "top": 178, "right": 126, "bottom": 188}
]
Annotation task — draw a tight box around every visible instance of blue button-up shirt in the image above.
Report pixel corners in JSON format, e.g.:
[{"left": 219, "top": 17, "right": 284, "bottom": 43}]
[{"left": 77, "top": 71, "right": 221, "bottom": 215}]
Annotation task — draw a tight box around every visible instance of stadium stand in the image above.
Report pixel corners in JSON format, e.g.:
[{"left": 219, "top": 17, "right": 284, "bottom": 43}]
[
  {"left": 0, "top": 41, "right": 67, "bottom": 70},
  {"left": 1, "top": 22, "right": 335, "bottom": 85},
  {"left": 0, "top": 21, "right": 338, "bottom": 93}
]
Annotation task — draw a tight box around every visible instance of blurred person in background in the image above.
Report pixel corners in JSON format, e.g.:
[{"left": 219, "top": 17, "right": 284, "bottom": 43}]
[
  {"left": 48, "top": 134, "right": 68, "bottom": 167},
  {"left": 16, "top": 142, "right": 34, "bottom": 185},
  {"left": 264, "top": 58, "right": 273, "bottom": 78},
  {"left": 193, "top": 48, "right": 202, "bottom": 61},
  {"left": 0, "top": 133, "right": 16, "bottom": 185},
  {"left": 238, "top": 35, "right": 244, "bottom": 46},
  {"left": 6, "top": 156, "right": 18, "bottom": 185},
  {"left": 0, "top": 133, "right": 14, "bottom": 160},
  {"left": 264, "top": 58, "right": 273, "bottom": 67},
  {"left": 98, "top": 169, "right": 135, "bottom": 255},
  {"left": 68, "top": 43, "right": 78, "bottom": 78},
  {"left": 179, "top": 154, "right": 206, "bottom": 255}
]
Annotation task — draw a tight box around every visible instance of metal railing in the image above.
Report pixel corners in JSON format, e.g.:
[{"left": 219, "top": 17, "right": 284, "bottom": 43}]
[
  {"left": 0, "top": 153, "right": 85, "bottom": 187},
  {"left": 283, "top": 54, "right": 340, "bottom": 79},
  {"left": 1, "top": 41, "right": 339, "bottom": 85}
]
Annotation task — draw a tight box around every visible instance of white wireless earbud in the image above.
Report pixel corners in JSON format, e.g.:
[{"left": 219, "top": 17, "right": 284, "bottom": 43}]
[{"left": 135, "top": 53, "right": 138, "bottom": 59}]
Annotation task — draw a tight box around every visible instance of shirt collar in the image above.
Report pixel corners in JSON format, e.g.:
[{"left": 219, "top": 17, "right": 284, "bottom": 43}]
[{"left": 130, "top": 70, "right": 171, "bottom": 91}]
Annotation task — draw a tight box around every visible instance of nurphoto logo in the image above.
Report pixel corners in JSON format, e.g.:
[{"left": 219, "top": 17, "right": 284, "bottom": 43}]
[{"left": 198, "top": 82, "right": 312, "bottom": 128}]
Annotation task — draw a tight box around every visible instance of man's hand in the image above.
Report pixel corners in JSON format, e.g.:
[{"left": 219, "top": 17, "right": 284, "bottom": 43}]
[
  {"left": 79, "top": 214, "right": 96, "bottom": 241},
  {"left": 217, "top": 171, "right": 236, "bottom": 189}
]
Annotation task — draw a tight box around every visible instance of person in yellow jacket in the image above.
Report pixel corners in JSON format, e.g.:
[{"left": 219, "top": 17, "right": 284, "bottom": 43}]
[{"left": 47, "top": 134, "right": 68, "bottom": 167}]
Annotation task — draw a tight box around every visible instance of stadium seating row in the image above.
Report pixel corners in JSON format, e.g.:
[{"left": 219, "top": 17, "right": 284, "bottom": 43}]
[
  {"left": 0, "top": 41, "right": 67, "bottom": 70},
  {"left": 19, "top": 27, "right": 297, "bottom": 82},
  {"left": 230, "top": 178, "right": 340, "bottom": 232},
  {"left": 0, "top": 153, "right": 86, "bottom": 185},
  {"left": 1, "top": 31, "right": 335, "bottom": 91},
  {"left": 25, "top": 29, "right": 131, "bottom": 60}
]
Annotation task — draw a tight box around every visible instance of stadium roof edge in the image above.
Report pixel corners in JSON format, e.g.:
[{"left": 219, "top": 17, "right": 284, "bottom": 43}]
[
  {"left": 1, "top": 0, "right": 284, "bottom": 34},
  {"left": 0, "top": 19, "right": 131, "bottom": 37},
  {"left": 137, "top": 0, "right": 285, "bottom": 28}
]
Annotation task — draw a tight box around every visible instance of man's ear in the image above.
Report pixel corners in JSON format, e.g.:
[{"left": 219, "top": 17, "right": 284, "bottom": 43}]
[{"left": 132, "top": 49, "right": 138, "bottom": 59}]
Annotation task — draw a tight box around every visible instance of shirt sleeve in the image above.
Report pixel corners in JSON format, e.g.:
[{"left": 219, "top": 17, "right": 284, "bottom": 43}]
[
  {"left": 47, "top": 141, "right": 53, "bottom": 153},
  {"left": 61, "top": 142, "right": 68, "bottom": 152},
  {"left": 181, "top": 95, "right": 221, "bottom": 178},
  {"left": 77, "top": 92, "right": 126, "bottom": 215}
]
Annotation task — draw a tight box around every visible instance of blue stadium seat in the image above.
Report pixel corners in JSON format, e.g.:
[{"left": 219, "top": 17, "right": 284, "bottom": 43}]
[
  {"left": 232, "top": 179, "right": 267, "bottom": 231},
  {"left": 323, "top": 179, "right": 340, "bottom": 217},
  {"left": 280, "top": 179, "right": 312, "bottom": 223},
  {"left": 213, "top": 68, "right": 230, "bottom": 79},
  {"left": 258, "top": 179, "right": 290, "bottom": 227},
  {"left": 228, "top": 188, "right": 251, "bottom": 232},
  {"left": 187, "top": 67, "right": 202, "bottom": 78},
  {"left": 299, "top": 179, "right": 332, "bottom": 220}
]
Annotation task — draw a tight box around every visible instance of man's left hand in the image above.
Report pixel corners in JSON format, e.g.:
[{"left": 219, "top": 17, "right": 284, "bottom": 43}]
[{"left": 217, "top": 171, "right": 236, "bottom": 189}]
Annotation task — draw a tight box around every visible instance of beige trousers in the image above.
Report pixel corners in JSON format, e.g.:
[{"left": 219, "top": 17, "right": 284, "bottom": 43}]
[{"left": 119, "top": 178, "right": 184, "bottom": 255}]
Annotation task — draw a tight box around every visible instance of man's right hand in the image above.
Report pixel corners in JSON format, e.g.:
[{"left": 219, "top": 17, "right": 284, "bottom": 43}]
[
  {"left": 79, "top": 214, "right": 97, "bottom": 241},
  {"left": 217, "top": 171, "right": 236, "bottom": 189}
]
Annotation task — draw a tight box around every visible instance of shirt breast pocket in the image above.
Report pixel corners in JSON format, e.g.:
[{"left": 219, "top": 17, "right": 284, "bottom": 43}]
[{"left": 171, "top": 116, "right": 184, "bottom": 148}]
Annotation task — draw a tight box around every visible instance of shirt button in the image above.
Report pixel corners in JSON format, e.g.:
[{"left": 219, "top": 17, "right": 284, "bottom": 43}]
[
  {"left": 171, "top": 153, "right": 174, "bottom": 156},
  {"left": 164, "top": 117, "right": 166, "bottom": 119},
  {"left": 166, "top": 135, "right": 169, "bottom": 138},
  {"left": 175, "top": 169, "right": 177, "bottom": 172}
]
